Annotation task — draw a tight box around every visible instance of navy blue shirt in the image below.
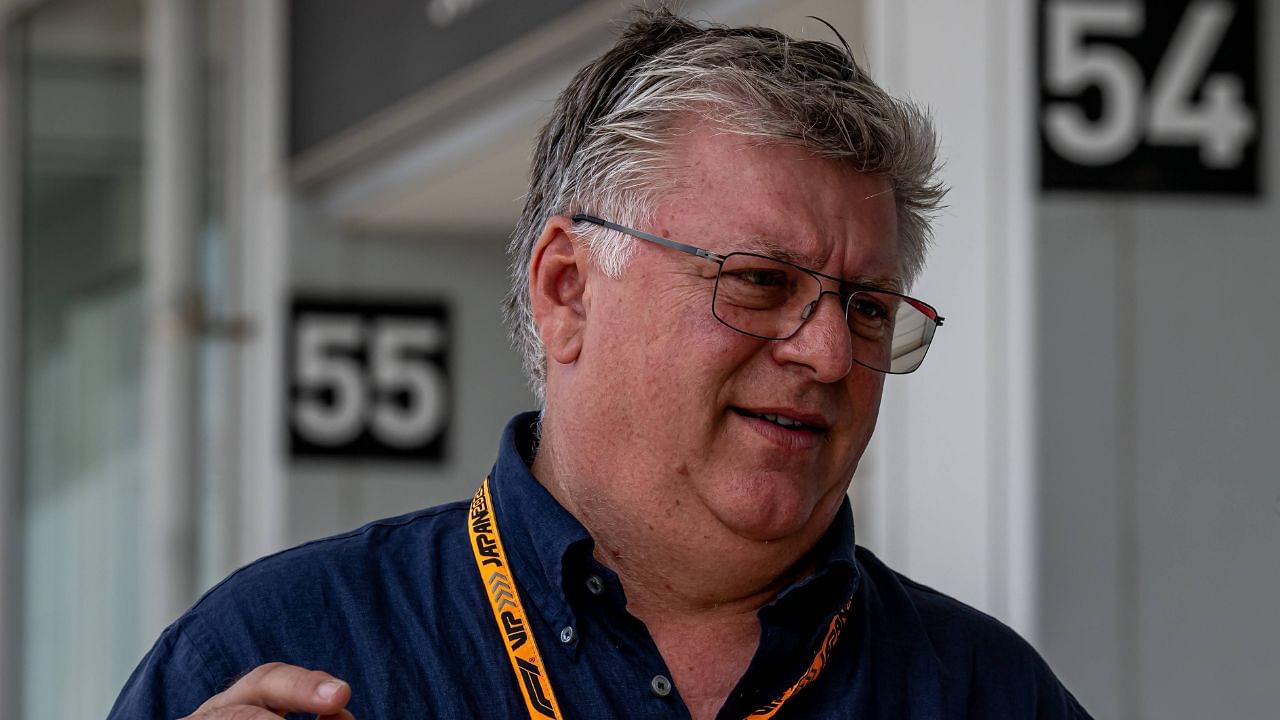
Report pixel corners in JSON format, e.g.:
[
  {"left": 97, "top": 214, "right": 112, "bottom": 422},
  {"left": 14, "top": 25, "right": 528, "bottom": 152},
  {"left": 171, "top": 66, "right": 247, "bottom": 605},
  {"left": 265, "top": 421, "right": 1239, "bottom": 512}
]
[{"left": 110, "top": 413, "right": 1090, "bottom": 719}]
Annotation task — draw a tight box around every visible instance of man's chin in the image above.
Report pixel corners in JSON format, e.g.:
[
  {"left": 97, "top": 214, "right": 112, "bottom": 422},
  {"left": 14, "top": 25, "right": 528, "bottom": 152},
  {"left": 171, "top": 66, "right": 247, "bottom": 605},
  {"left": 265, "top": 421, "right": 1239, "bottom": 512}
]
[{"left": 700, "top": 477, "right": 822, "bottom": 544}]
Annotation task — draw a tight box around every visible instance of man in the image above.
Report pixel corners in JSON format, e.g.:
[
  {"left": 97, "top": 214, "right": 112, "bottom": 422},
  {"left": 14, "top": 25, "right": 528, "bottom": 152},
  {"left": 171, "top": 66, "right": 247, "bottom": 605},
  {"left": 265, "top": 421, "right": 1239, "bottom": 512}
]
[{"left": 111, "top": 9, "right": 1090, "bottom": 720}]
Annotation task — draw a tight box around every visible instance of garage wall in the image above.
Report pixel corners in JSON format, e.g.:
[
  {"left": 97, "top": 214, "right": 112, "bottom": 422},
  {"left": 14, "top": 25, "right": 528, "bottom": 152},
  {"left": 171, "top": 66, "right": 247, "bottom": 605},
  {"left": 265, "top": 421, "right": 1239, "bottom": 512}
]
[{"left": 1036, "top": 4, "right": 1280, "bottom": 718}]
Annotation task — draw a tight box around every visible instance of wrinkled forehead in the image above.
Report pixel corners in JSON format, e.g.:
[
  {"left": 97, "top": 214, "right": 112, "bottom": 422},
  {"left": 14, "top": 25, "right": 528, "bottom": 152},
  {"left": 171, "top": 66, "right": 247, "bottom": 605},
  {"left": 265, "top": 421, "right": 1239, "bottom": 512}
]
[
  {"left": 735, "top": 238, "right": 903, "bottom": 292},
  {"left": 730, "top": 198, "right": 903, "bottom": 292}
]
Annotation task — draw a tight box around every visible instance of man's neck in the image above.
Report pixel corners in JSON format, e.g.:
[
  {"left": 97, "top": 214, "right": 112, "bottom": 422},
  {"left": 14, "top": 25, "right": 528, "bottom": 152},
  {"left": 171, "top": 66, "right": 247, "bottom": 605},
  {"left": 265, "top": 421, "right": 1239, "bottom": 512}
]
[
  {"left": 528, "top": 418, "right": 833, "bottom": 720},
  {"left": 529, "top": 424, "right": 818, "bottom": 618}
]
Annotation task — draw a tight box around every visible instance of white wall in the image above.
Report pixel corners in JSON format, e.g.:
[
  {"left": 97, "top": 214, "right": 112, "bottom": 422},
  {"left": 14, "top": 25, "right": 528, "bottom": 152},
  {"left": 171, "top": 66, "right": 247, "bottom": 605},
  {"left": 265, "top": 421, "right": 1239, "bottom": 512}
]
[
  {"left": 1036, "top": 4, "right": 1280, "bottom": 719},
  {"left": 1038, "top": 157, "right": 1280, "bottom": 718}
]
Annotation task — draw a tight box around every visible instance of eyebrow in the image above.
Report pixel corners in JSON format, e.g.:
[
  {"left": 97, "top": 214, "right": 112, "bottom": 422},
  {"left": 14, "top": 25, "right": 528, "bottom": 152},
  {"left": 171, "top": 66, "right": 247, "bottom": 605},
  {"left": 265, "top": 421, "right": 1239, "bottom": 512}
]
[
  {"left": 737, "top": 236, "right": 904, "bottom": 293},
  {"left": 844, "top": 275, "right": 903, "bottom": 294},
  {"left": 740, "top": 235, "right": 819, "bottom": 268}
]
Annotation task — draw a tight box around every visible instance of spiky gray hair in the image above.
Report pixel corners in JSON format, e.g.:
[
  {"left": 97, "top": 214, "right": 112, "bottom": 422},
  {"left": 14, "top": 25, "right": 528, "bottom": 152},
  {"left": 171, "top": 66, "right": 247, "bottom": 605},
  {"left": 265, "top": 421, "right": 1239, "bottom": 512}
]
[{"left": 503, "top": 8, "right": 945, "bottom": 401}]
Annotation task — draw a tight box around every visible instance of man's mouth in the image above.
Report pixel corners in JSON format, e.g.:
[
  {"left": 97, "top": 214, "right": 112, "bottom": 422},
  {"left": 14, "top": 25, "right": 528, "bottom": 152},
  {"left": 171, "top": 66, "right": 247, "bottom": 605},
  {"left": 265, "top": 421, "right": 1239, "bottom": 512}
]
[{"left": 731, "top": 407, "right": 826, "bottom": 432}]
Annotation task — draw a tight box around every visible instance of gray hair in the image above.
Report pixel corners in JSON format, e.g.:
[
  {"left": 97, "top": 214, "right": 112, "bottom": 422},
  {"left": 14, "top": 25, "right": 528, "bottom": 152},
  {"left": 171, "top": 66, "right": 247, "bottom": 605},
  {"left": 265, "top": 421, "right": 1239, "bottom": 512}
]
[{"left": 503, "top": 8, "right": 946, "bottom": 401}]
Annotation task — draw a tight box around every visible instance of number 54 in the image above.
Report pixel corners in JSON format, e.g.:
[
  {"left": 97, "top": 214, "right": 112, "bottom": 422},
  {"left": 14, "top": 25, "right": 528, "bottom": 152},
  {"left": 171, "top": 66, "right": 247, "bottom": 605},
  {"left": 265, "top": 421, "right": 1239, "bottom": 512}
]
[{"left": 1044, "top": 0, "right": 1255, "bottom": 168}]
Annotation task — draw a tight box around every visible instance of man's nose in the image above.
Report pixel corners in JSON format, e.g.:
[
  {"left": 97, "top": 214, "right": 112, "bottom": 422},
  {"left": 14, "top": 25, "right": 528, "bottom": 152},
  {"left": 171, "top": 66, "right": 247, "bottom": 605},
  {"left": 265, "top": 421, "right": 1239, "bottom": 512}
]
[{"left": 772, "top": 291, "right": 854, "bottom": 382}]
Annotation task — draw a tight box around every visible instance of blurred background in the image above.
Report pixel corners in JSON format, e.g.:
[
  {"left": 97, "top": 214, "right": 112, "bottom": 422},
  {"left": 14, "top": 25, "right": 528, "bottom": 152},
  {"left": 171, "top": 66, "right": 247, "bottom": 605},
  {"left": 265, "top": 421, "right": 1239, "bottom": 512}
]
[{"left": 0, "top": 0, "right": 1274, "bottom": 718}]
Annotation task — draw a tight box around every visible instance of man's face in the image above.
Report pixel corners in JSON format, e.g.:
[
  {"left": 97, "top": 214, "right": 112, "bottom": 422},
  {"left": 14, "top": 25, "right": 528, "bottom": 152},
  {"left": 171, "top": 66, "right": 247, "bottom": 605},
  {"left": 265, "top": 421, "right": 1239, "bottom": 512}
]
[{"left": 562, "top": 125, "right": 900, "bottom": 545}]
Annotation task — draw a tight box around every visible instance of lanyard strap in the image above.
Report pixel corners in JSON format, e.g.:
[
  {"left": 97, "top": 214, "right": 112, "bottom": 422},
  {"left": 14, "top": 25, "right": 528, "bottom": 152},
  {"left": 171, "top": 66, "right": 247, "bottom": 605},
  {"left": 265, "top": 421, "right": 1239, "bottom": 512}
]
[
  {"left": 469, "top": 478, "right": 565, "bottom": 719},
  {"left": 744, "top": 593, "right": 855, "bottom": 718},
  {"left": 469, "top": 477, "right": 854, "bottom": 720}
]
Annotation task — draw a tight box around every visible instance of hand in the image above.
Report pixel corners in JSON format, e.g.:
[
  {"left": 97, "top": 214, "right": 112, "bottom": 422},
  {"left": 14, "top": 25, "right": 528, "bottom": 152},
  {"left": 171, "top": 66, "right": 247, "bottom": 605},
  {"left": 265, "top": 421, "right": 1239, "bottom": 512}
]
[{"left": 179, "top": 662, "right": 355, "bottom": 719}]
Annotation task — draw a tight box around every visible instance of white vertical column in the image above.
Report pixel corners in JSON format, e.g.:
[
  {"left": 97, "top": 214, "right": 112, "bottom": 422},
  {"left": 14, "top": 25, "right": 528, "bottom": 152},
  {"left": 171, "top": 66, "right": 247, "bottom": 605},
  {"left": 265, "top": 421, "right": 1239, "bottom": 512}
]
[
  {"left": 856, "top": 0, "right": 912, "bottom": 570},
  {"left": 857, "top": 0, "right": 1039, "bottom": 636},
  {"left": 230, "top": 0, "right": 289, "bottom": 565},
  {"left": 995, "top": 0, "right": 1040, "bottom": 641},
  {"left": 0, "top": 19, "right": 23, "bottom": 716},
  {"left": 141, "top": 0, "right": 200, "bottom": 637}
]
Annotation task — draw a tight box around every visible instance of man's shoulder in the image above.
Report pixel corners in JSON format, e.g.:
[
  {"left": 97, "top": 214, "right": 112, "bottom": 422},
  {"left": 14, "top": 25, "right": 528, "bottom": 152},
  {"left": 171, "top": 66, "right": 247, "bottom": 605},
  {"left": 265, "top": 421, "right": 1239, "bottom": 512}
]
[
  {"left": 198, "top": 499, "right": 472, "bottom": 606},
  {"left": 179, "top": 500, "right": 474, "bottom": 670},
  {"left": 854, "top": 546, "right": 1093, "bottom": 718},
  {"left": 110, "top": 500, "right": 478, "bottom": 719},
  {"left": 855, "top": 545, "right": 1033, "bottom": 658}
]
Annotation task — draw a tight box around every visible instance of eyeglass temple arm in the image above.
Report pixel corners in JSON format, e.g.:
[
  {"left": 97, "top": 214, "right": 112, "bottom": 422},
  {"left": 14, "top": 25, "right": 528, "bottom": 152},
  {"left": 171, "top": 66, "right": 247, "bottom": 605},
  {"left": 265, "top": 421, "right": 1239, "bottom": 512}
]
[
  {"left": 571, "top": 214, "right": 725, "bottom": 262},
  {"left": 901, "top": 297, "right": 944, "bottom": 326}
]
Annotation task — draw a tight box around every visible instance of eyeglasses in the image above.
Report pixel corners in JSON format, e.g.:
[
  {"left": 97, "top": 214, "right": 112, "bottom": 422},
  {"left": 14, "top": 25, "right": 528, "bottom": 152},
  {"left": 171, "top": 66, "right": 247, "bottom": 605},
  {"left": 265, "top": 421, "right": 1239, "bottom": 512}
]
[{"left": 571, "top": 214, "right": 944, "bottom": 374}]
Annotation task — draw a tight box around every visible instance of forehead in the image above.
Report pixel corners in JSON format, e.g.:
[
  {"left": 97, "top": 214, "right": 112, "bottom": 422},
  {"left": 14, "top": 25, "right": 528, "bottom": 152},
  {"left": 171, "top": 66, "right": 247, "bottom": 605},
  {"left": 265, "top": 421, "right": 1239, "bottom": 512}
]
[{"left": 659, "top": 126, "right": 902, "bottom": 286}]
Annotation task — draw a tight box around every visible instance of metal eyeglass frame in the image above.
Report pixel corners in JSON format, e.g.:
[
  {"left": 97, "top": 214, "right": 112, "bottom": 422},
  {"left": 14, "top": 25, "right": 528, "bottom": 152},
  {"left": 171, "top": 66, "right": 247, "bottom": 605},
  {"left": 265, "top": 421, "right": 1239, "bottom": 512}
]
[{"left": 570, "top": 213, "right": 944, "bottom": 374}]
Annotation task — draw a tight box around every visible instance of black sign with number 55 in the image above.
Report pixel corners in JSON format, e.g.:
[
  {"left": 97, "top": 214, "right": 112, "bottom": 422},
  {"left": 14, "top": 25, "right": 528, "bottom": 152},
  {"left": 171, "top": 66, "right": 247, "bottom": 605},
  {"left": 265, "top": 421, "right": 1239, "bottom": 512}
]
[
  {"left": 288, "top": 297, "right": 451, "bottom": 460},
  {"left": 1039, "top": 0, "right": 1260, "bottom": 194}
]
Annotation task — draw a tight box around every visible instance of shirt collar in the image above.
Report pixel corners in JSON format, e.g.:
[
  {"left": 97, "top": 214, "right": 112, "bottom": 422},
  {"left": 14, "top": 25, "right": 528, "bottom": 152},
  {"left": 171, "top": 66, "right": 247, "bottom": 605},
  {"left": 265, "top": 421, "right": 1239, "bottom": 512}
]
[
  {"left": 762, "top": 495, "right": 862, "bottom": 628},
  {"left": 488, "top": 412, "right": 593, "bottom": 628}
]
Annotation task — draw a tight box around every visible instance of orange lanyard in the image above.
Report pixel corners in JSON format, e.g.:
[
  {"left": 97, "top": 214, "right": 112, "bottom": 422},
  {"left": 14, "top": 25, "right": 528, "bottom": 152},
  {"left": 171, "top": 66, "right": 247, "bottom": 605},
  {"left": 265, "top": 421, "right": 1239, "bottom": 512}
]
[
  {"left": 468, "top": 477, "right": 854, "bottom": 720},
  {"left": 469, "top": 478, "right": 565, "bottom": 718},
  {"left": 743, "top": 593, "right": 854, "bottom": 718}
]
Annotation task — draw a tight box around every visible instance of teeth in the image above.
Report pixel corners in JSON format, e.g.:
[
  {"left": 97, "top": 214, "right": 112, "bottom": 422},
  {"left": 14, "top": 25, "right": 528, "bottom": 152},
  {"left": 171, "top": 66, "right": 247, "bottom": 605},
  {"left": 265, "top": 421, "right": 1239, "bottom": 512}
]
[{"left": 759, "top": 412, "right": 803, "bottom": 429}]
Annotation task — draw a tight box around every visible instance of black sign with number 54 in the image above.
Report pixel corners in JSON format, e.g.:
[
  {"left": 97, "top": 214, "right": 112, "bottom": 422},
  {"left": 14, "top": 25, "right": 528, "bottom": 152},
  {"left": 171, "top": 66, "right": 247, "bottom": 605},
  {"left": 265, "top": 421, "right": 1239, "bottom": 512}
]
[
  {"left": 288, "top": 297, "right": 451, "bottom": 460},
  {"left": 1039, "top": 0, "right": 1260, "bottom": 194}
]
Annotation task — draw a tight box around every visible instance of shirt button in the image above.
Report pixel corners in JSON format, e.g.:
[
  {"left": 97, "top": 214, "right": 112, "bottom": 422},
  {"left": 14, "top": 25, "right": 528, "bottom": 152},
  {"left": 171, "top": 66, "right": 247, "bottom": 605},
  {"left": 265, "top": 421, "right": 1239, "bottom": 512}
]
[
  {"left": 585, "top": 574, "right": 604, "bottom": 595},
  {"left": 559, "top": 626, "right": 576, "bottom": 644},
  {"left": 650, "top": 674, "right": 672, "bottom": 697}
]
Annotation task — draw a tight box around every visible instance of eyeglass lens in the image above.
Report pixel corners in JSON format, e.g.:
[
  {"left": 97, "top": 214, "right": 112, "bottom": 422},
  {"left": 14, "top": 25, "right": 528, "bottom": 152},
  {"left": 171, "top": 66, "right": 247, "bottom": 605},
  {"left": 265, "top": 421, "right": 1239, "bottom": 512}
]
[{"left": 712, "top": 253, "right": 937, "bottom": 374}]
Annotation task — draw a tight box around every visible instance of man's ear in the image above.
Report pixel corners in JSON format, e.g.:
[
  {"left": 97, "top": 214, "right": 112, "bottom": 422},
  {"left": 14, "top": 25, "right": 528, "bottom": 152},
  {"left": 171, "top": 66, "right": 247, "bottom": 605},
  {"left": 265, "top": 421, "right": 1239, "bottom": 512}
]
[{"left": 529, "top": 216, "right": 589, "bottom": 365}]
